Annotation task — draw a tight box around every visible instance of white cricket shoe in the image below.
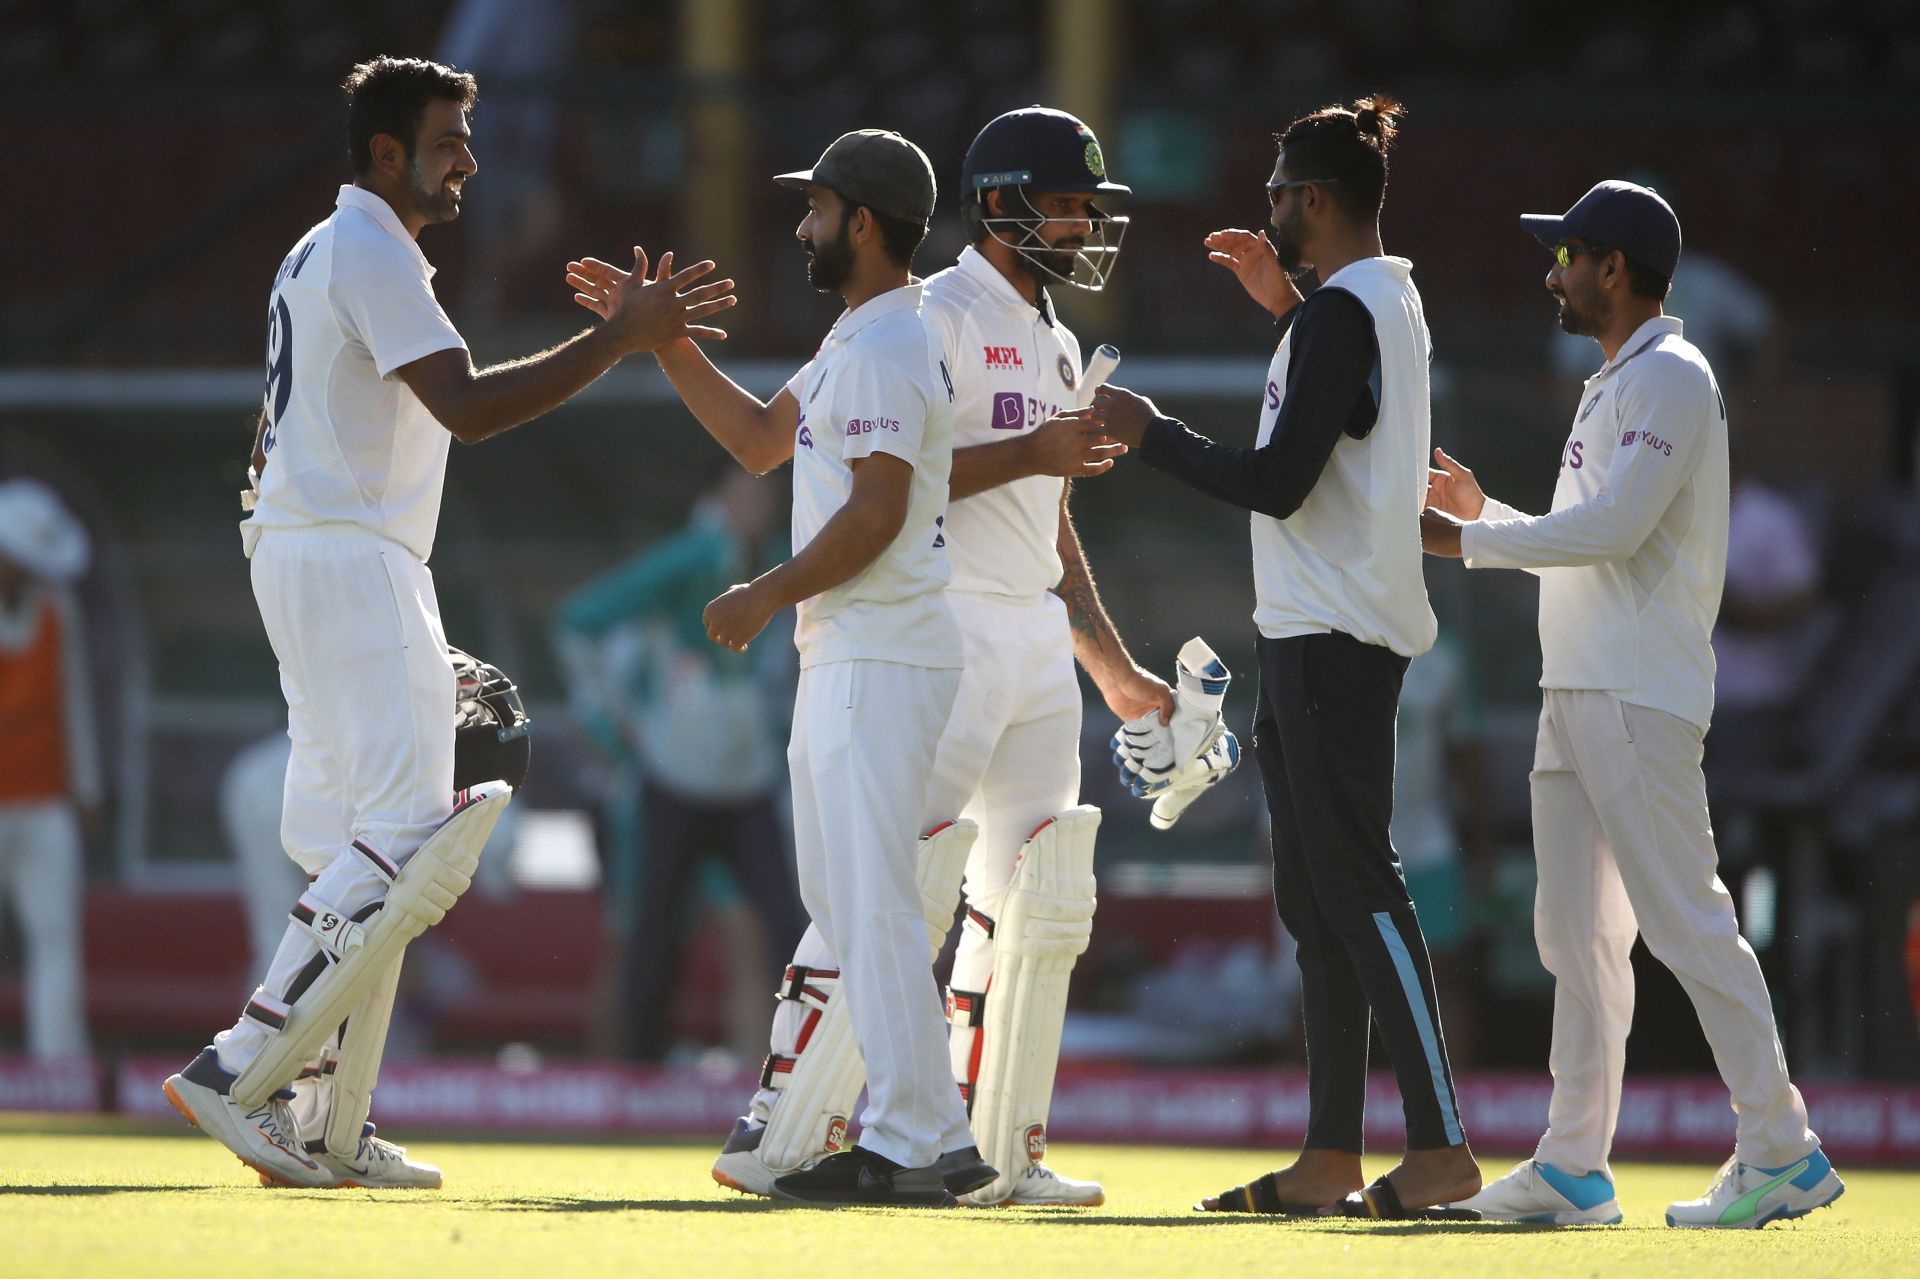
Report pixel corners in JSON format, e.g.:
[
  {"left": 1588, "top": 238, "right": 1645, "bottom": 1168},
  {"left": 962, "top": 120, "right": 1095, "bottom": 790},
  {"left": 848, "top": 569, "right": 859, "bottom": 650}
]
[
  {"left": 972, "top": 1162, "right": 1106, "bottom": 1207},
  {"left": 261, "top": 1128, "right": 442, "bottom": 1189},
  {"left": 1453, "top": 1159, "right": 1621, "bottom": 1225},
  {"left": 711, "top": 1118, "right": 792, "bottom": 1198},
  {"left": 1665, "top": 1150, "right": 1844, "bottom": 1229},
  {"left": 163, "top": 1047, "right": 332, "bottom": 1188}
]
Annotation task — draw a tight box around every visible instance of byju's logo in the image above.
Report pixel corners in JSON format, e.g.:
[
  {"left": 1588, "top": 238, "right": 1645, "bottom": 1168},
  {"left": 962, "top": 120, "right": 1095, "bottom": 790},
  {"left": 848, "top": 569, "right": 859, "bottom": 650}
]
[
  {"left": 992, "top": 391, "right": 1024, "bottom": 430},
  {"left": 984, "top": 345, "right": 1024, "bottom": 369},
  {"left": 796, "top": 412, "right": 812, "bottom": 449}
]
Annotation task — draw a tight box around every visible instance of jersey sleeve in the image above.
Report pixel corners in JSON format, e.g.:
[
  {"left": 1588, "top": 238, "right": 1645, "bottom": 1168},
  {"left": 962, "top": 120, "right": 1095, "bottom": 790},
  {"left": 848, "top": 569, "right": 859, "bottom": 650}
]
[
  {"left": 328, "top": 229, "right": 467, "bottom": 378},
  {"left": 834, "top": 336, "right": 931, "bottom": 469},
  {"left": 1463, "top": 353, "right": 1720, "bottom": 570}
]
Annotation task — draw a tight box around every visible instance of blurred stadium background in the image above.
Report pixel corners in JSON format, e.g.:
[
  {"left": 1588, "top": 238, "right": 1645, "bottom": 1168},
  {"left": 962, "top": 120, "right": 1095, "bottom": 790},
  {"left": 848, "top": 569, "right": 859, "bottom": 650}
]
[{"left": 2, "top": 0, "right": 1918, "bottom": 1156}]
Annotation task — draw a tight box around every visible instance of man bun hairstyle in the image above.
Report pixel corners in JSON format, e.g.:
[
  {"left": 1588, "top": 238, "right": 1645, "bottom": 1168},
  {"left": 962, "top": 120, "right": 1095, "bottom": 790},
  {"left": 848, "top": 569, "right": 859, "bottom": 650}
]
[
  {"left": 343, "top": 55, "right": 478, "bottom": 175},
  {"left": 1274, "top": 92, "right": 1405, "bottom": 223}
]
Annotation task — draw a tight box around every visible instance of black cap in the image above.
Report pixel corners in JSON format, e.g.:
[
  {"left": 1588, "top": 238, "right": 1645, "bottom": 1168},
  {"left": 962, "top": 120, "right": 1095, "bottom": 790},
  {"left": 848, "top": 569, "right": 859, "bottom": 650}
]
[
  {"left": 962, "top": 106, "right": 1129, "bottom": 200},
  {"left": 774, "top": 130, "right": 937, "bottom": 225},
  {"left": 1521, "top": 180, "right": 1682, "bottom": 279}
]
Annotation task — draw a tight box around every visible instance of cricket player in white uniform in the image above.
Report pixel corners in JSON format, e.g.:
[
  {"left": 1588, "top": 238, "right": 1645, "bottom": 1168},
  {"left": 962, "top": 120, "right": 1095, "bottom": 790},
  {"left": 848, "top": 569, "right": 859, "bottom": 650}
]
[
  {"left": 691, "top": 107, "right": 1177, "bottom": 1208},
  {"left": 160, "top": 55, "right": 735, "bottom": 1190},
  {"left": 1423, "top": 180, "right": 1842, "bottom": 1229},
  {"left": 571, "top": 128, "right": 994, "bottom": 1207}
]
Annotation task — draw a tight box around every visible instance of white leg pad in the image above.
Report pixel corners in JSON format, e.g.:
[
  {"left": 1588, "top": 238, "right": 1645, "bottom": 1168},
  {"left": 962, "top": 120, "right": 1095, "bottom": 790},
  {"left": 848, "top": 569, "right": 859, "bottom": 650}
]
[
  {"left": 321, "top": 952, "right": 403, "bottom": 1157},
  {"left": 754, "top": 818, "right": 976, "bottom": 1173},
  {"left": 962, "top": 805, "right": 1098, "bottom": 1206},
  {"left": 232, "top": 781, "right": 511, "bottom": 1109}
]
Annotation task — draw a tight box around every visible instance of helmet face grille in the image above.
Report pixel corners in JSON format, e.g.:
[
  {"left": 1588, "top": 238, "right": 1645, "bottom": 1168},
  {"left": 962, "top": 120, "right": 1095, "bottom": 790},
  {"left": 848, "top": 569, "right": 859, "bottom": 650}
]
[{"left": 973, "top": 187, "right": 1130, "bottom": 291}]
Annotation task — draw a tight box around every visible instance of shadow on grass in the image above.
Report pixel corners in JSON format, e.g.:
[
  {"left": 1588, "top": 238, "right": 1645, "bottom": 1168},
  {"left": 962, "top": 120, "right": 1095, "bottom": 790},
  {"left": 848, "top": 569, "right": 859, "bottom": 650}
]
[
  {"left": 982, "top": 1212, "right": 1553, "bottom": 1234},
  {"left": 0, "top": 1184, "right": 222, "bottom": 1196},
  {"left": 477, "top": 1196, "right": 784, "bottom": 1214}
]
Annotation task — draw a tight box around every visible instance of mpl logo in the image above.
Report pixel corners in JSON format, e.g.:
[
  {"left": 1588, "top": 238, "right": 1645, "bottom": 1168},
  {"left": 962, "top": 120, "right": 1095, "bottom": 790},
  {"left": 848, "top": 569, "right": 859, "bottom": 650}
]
[
  {"left": 1024, "top": 1123, "right": 1047, "bottom": 1163},
  {"left": 825, "top": 1116, "right": 848, "bottom": 1152},
  {"left": 984, "top": 345, "right": 1024, "bottom": 370},
  {"left": 991, "top": 391, "right": 1024, "bottom": 430}
]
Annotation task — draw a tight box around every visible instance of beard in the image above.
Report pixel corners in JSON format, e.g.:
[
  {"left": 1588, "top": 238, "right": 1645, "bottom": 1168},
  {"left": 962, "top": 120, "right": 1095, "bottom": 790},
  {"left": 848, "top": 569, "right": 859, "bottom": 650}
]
[
  {"left": 1552, "top": 283, "right": 1603, "bottom": 337},
  {"left": 407, "top": 155, "right": 463, "bottom": 224},
  {"left": 804, "top": 218, "right": 855, "bottom": 292},
  {"left": 1270, "top": 204, "right": 1307, "bottom": 274},
  {"left": 1024, "top": 232, "right": 1084, "bottom": 282}
]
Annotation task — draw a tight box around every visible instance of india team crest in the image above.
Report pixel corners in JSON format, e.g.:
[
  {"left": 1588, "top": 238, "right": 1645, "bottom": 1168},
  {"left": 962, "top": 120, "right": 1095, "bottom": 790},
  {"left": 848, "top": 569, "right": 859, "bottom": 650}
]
[
  {"left": 1058, "top": 354, "right": 1076, "bottom": 389},
  {"left": 1024, "top": 1123, "right": 1047, "bottom": 1163},
  {"left": 1079, "top": 128, "right": 1106, "bottom": 179},
  {"left": 824, "top": 1115, "right": 848, "bottom": 1152}
]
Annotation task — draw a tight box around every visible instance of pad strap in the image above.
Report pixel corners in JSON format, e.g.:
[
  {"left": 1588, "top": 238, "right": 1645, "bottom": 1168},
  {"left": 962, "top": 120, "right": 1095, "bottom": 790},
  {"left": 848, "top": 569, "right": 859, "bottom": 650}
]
[
  {"left": 775, "top": 965, "right": 840, "bottom": 1012},
  {"left": 352, "top": 837, "right": 398, "bottom": 884},
  {"left": 243, "top": 987, "right": 291, "bottom": 1034},
  {"left": 946, "top": 987, "right": 986, "bottom": 1028},
  {"left": 290, "top": 892, "right": 368, "bottom": 957}
]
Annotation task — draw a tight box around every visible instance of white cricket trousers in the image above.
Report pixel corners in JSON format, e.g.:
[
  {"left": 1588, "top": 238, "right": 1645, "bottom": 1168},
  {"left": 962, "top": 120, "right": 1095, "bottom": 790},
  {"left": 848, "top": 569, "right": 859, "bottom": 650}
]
[
  {"left": 1530, "top": 689, "right": 1818, "bottom": 1176},
  {"left": 787, "top": 657, "right": 970, "bottom": 1168},
  {"left": 213, "top": 526, "right": 455, "bottom": 1074},
  {"left": 0, "top": 800, "right": 89, "bottom": 1057},
  {"left": 760, "top": 595, "right": 1081, "bottom": 1125}
]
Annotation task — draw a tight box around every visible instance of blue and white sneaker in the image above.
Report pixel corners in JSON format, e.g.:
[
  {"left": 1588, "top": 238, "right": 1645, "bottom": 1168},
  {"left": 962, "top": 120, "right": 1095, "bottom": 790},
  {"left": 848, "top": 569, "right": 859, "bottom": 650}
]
[
  {"left": 1453, "top": 1159, "right": 1622, "bottom": 1225},
  {"left": 1665, "top": 1150, "right": 1844, "bottom": 1229}
]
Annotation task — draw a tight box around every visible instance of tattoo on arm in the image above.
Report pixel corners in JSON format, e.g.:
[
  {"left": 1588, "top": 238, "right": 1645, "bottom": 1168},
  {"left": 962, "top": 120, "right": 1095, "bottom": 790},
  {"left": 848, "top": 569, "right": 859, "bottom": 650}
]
[{"left": 1052, "top": 495, "right": 1123, "bottom": 667}]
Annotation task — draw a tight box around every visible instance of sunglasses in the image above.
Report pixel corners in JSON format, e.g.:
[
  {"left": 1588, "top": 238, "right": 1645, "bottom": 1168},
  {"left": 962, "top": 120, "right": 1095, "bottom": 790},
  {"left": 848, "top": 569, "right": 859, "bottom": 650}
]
[
  {"left": 1552, "top": 242, "right": 1615, "bottom": 269},
  {"left": 1267, "top": 177, "right": 1341, "bottom": 207}
]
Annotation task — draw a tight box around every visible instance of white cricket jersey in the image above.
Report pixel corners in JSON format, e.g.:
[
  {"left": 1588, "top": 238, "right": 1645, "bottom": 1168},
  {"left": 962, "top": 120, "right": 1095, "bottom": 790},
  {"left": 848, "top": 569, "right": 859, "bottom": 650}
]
[
  {"left": 243, "top": 185, "right": 468, "bottom": 563},
  {"left": 783, "top": 283, "right": 962, "bottom": 670},
  {"left": 919, "top": 247, "right": 1082, "bottom": 598},
  {"left": 1463, "top": 315, "right": 1729, "bottom": 729},
  {"left": 1252, "top": 256, "right": 1437, "bottom": 658}
]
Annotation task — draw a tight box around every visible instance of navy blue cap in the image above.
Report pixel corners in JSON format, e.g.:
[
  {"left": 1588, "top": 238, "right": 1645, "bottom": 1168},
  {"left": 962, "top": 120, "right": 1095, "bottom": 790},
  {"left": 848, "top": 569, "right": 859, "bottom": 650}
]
[
  {"left": 962, "top": 106, "right": 1129, "bottom": 201},
  {"left": 1521, "top": 180, "right": 1682, "bottom": 279}
]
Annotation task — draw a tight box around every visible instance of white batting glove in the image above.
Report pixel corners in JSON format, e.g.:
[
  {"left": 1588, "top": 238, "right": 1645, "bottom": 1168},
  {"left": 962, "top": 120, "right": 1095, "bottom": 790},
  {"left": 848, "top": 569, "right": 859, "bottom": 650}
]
[{"left": 1108, "top": 637, "right": 1241, "bottom": 828}]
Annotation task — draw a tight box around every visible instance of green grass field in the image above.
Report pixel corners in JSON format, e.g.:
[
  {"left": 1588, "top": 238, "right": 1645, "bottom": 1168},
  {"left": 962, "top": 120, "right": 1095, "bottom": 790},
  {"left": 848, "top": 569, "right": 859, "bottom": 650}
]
[{"left": 4, "top": 1116, "right": 1915, "bottom": 1279}]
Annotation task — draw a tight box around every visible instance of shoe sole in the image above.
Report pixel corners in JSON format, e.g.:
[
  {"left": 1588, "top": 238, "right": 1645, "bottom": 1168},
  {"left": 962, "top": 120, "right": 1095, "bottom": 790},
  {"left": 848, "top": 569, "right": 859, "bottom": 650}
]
[
  {"left": 258, "top": 1170, "right": 443, "bottom": 1190},
  {"left": 163, "top": 1078, "right": 327, "bottom": 1188},
  {"left": 974, "top": 1189, "right": 1107, "bottom": 1208},
  {"left": 1475, "top": 1204, "right": 1622, "bottom": 1226},
  {"left": 1665, "top": 1180, "right": 1846, "bottom": 1229},
  {"left": 712, "top": 1152, "right": 779, "bottom": 1198}
]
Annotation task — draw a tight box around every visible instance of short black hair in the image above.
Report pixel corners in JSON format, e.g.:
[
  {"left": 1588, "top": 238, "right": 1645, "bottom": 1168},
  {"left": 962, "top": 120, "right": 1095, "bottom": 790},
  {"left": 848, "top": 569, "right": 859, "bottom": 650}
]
[
  {"left": 1624, "top": 256, "right": 1672, "bottom": 301},
  {"left": 1274, "top": 93, "right": 1405, "bottom": 223},
  {"left": 859, "top": 205, "right": 928, "bottom": 269},
  {"left": 342, "top": 56, "right": 478, "bottom": 175}
]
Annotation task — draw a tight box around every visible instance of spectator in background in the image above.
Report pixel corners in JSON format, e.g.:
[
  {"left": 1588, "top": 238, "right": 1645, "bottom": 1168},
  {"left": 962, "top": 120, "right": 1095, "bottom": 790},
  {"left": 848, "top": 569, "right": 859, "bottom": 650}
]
[
  {"left": 554, "top": 468, "right": 804, "bottom": 1062},
  {"left": 0, "top": 480, "right": 98, "bottom": 1059},
  {"left": 1390, "top": 636, "right": 1490, "bottom": 1066}
]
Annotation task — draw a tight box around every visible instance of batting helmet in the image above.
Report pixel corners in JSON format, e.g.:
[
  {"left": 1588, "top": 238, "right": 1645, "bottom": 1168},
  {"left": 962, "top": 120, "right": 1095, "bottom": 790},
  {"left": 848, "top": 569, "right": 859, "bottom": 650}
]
[
  {"left": 450, "top": 646, "right": 531, "bottom": 793},
  {"left": 961, "top": 106, "right": 1130, "bottom": 290}
]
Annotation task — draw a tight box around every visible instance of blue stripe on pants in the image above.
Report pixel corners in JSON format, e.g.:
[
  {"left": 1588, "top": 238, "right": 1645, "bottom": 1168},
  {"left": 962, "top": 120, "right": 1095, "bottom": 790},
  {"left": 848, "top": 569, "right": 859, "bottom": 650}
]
[{"left": 1372, "top": 910, "right": 1464, "bottom": 1145}]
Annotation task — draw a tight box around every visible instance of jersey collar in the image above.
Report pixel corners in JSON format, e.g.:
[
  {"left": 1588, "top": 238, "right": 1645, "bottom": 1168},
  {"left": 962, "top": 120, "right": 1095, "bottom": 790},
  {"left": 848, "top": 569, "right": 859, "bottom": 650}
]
[
  {"left": 956, "top": 245, "right": 1054, "bottom": 325},
  {"left": 1593, "top": 314, "right": 1683, "bottom": 381},
  {"left": 825, "top": 282, "right": 923, "bottom": 345},
  {"left": 335, "top": 185, "right": 435, "bottom": 277}
]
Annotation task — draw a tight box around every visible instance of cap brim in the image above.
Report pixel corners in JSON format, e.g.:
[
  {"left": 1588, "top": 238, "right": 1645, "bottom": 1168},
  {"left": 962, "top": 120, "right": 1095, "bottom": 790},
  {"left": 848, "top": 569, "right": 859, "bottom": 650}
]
[
  {"left": 772, "top": 170, "right": 816, "bottom": 191},
  {"left": 1519, "top": 213, "right": 1570, "bottom": 243}
]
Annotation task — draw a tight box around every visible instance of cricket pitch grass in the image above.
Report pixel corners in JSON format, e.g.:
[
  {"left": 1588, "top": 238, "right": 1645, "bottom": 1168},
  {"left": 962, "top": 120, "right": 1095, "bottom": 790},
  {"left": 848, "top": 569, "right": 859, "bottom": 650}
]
[{"left": 4, "top": 1115, "right": 1916, "bottom": 1279}]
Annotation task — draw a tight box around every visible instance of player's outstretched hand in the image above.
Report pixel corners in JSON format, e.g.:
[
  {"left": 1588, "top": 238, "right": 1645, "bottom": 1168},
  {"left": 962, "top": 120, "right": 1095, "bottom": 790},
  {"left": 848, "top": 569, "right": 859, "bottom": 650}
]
[
  {"left": 1426, "top": 447, "right": 1486, "bottom": 520},
  {"left": 1204, "top": 228, "right": 1302, "bottom": 319},
  {"left": 1027, "top": 407, "right": 1127, "bottom": 479},
  {"left": 1087, "top": 383, "right": 1161, "bottom": 448},
  {"left": 566, "top": 248, "right": 736, "bottom": 353},
  {"left": 703, "top": 581, "right": 774, "bottom": 652}
]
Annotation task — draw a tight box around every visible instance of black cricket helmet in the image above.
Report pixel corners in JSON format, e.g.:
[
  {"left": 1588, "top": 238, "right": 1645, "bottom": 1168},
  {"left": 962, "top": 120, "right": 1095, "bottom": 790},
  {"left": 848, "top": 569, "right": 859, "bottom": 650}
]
[
  {"left": 961, "top": 105, "right": 1130, "bottom": 291},
  {"left": 450, "top": 646, "right": 531, "bottom": 792}
]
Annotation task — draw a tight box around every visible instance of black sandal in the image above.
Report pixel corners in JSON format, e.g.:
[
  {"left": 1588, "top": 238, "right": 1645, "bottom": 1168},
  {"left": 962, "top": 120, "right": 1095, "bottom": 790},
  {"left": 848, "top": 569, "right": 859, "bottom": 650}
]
[
  {"left": 1334, "top": 1175, "right": 1481, "bottom": 1221},
  {"left": 1194, "top": 1171, "right": 1328, "bottom": 1215}
]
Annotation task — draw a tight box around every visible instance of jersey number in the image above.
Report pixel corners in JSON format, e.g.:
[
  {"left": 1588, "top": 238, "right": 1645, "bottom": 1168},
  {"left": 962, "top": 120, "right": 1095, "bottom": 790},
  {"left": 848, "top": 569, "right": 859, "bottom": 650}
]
[{"left": 262, "top": 294, "right": 293, "bottom": 455}]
